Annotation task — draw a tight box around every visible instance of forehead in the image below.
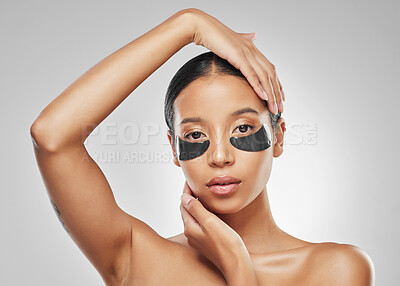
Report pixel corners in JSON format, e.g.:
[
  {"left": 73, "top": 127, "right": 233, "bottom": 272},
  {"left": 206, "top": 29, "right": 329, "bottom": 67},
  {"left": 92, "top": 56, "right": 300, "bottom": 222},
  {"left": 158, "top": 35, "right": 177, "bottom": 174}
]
[{"left": 174, "top": 75, "right": 270, "bottom": 129}]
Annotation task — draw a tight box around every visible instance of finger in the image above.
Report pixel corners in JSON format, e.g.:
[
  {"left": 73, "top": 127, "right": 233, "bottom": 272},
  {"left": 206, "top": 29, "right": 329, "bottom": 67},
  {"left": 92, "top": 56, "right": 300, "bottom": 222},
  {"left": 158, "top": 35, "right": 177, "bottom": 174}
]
[
  {"left": 180, "top": 202, "right": 199, "bottom": 226},
  {"left": 244, "top": 49, "right": 278, "bottom": 114},
  {"left": 267, "top": 77, "right": 279, "bottom": 115},
  {"left": 252, "top": 48, "right": 285, "bottom": 109},
  {"left": 246, "top": 49, "right": 280, "bottom": 106},
  {"left": 180, "top": 203, "right": 203, "bottom": 238},
  {"left": 235, "top": 52, "right": 267, "bottom": 101},
  {"left": 270, "top": 71, "right": 283, "bottom": 113},
  {"left": 277, "top": 77, "right": 285, "bottom": 102},
  {"left": 181, "top": 193, "right": 210, "bottom": 226}
]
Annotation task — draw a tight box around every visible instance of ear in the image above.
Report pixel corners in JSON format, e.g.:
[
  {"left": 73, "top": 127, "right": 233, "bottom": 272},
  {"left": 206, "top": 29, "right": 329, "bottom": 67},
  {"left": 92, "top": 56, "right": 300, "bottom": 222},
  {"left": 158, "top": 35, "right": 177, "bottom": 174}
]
[
  {"left": 167, "top": 130, "right": 181, "bottom": 167},
  {"left": 273, "top": 117, "right": 286, "bottom": 158}
]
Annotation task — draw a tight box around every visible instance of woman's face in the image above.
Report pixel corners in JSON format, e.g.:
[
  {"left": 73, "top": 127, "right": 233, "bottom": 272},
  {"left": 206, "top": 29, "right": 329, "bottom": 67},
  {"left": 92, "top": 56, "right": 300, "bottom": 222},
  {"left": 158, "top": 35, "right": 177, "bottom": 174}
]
[{"left": 168, "top": 75, "right": 282, "bottom": 214}]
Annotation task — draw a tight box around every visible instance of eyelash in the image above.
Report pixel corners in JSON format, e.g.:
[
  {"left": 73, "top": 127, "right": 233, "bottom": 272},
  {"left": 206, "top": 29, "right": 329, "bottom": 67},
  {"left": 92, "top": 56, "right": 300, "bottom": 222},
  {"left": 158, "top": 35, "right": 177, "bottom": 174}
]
[{"left": 184, "top": 124, "right": 255, "bottom": 140}]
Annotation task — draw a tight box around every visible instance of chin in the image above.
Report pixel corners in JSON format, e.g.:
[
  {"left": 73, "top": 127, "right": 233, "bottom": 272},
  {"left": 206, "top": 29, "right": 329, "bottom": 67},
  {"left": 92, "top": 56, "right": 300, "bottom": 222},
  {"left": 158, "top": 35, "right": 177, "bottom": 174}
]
[{"left": 201, "top": 196, "right": 246, "bottom": 215}]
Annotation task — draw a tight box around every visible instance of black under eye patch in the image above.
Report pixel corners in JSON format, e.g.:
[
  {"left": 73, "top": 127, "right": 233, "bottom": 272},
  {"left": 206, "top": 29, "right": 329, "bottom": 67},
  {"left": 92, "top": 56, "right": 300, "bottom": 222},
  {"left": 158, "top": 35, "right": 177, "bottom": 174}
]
[
  {"left": 176, "top": 137, "right": 210, "bottom": 161},
  {"left": 230, "top": 123, "right": 272, "bottom": 151},
  {"left": 175, "top": 123, "right": 272, "bottom": 161}
]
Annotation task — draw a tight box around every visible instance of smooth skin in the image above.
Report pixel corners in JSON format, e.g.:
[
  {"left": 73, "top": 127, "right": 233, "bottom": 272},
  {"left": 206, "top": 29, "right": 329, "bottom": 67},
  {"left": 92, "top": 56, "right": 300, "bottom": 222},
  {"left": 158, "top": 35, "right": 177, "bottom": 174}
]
[{"left": 30, "top": 8, "right": 374, "bottom": 286}]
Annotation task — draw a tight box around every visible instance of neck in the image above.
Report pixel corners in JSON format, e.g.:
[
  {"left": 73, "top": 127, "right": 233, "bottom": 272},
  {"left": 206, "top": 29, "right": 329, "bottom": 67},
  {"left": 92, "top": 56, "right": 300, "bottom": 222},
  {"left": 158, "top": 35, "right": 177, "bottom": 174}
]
[{"left": 215, "top": 187, "right": 295, "bottom": 254}]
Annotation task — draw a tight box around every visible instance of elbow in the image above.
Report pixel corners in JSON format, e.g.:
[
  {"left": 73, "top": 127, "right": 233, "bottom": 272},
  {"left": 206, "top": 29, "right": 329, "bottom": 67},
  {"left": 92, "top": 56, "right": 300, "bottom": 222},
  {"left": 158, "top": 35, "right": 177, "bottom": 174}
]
[{"left": 30, "top": 119, "right": 60, "bottom": 152}]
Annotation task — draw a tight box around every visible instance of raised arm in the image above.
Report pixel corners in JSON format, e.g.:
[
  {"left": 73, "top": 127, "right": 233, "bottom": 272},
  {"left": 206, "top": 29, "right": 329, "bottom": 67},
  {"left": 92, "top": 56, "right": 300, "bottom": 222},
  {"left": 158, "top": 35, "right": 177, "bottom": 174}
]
[
  {"left": 31, "top": 10, "right": 194, "bottom": 151},
  {"left": 30, "top": 7, "right": 283, "bottom": 284},
  {"left": 30, "top": 9, "right": 195, "bottom": 284}
]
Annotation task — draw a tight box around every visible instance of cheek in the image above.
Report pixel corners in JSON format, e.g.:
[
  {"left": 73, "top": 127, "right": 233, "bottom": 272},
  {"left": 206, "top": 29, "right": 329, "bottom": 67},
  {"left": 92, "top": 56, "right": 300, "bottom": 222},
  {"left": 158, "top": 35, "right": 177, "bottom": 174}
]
[
  {"left": 179, "top": 160, "right": 207, "bottom": 195},
  {"left": 236, "top": 149, "right": 273, "bottom": 187},
  {"left": 237, "top": 148, "right": 271, "bottom": 169}
]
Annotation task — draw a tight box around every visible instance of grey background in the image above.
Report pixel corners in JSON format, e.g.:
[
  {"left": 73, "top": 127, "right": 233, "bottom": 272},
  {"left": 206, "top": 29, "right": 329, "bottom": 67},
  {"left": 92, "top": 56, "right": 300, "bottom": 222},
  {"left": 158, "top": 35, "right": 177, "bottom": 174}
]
[{"left": 1, "top": 0, "right": 399, "bottom": 285}]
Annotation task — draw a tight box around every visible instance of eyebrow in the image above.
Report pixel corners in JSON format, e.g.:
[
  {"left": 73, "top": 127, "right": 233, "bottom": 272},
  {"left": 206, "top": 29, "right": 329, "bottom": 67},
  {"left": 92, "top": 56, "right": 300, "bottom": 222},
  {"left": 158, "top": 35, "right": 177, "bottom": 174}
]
[{"left": 179, "top": 107, "right": 260, "bottom": 126}]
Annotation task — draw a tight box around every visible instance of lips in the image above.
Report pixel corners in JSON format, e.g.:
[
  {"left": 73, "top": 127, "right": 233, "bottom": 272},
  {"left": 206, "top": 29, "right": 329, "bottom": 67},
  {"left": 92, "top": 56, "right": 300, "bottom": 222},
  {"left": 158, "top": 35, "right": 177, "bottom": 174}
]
[
  {"left": 206, "top": 175, "right": 241, "bottom": 187},
  {"left": 206, "top": 175, "right": 241, "bottom": 195}
]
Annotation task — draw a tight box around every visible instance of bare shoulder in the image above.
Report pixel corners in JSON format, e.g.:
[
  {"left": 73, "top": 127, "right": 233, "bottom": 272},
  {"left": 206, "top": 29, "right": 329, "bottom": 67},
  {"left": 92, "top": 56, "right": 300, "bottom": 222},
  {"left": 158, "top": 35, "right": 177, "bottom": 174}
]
[
  {"left": 307, "top": 242, "right": 375, "bottom": 286},
  {"left": 125, "top": 221, "right": 224, "bottom": 285}
]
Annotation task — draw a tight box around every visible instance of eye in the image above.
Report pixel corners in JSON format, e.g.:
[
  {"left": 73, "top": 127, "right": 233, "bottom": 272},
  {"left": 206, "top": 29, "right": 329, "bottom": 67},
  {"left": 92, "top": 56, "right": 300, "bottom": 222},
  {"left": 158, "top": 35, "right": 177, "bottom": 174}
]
[
  {"left": 233, "top": 124, "right": 254, "bottom": 135},
  {"left": 184, "top": 131, "right": 205, "bottom": 141}
]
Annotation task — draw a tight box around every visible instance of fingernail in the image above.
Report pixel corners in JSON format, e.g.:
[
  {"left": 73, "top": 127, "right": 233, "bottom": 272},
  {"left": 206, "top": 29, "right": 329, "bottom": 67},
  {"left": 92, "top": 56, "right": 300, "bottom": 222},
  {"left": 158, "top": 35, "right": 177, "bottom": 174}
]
[
  {"left": 279, "top": 102, "right": 284, "bottom": 113},
  {"left": 274, "top": 102, "right": 278, "bottom": 114},
  {"left": 262, "top": 90, "right": 268, "bottom": 101},
  {"left": 181, "top": 193, "right": 193, "bottom": 207}
]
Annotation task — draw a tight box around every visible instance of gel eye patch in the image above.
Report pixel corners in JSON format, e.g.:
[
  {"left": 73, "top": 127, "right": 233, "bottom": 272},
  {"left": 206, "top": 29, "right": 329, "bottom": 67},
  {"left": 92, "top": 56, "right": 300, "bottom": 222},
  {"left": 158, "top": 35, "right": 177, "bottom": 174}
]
[
  {"left": 175, "top": 123, "right": 272, "bottom": 161},
  {"left": 176, "top": 137, "right": 210, "bottom": 161},
  {"left": 230, "top": 123, "right": 272, "bottom": 152}
]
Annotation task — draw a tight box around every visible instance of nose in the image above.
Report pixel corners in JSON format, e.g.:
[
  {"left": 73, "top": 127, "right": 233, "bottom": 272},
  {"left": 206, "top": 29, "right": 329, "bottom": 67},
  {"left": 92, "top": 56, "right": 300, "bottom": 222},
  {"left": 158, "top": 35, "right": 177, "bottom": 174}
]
[{"left": 207, "top": 133, "right": 235, "bottom": 168}]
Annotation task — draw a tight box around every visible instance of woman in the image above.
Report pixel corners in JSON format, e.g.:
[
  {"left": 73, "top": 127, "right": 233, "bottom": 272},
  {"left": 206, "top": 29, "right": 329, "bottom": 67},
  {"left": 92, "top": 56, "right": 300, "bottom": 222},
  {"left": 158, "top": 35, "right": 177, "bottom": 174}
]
[{"left": 30, "top": 8, "right": 374, "bottom": 286}]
